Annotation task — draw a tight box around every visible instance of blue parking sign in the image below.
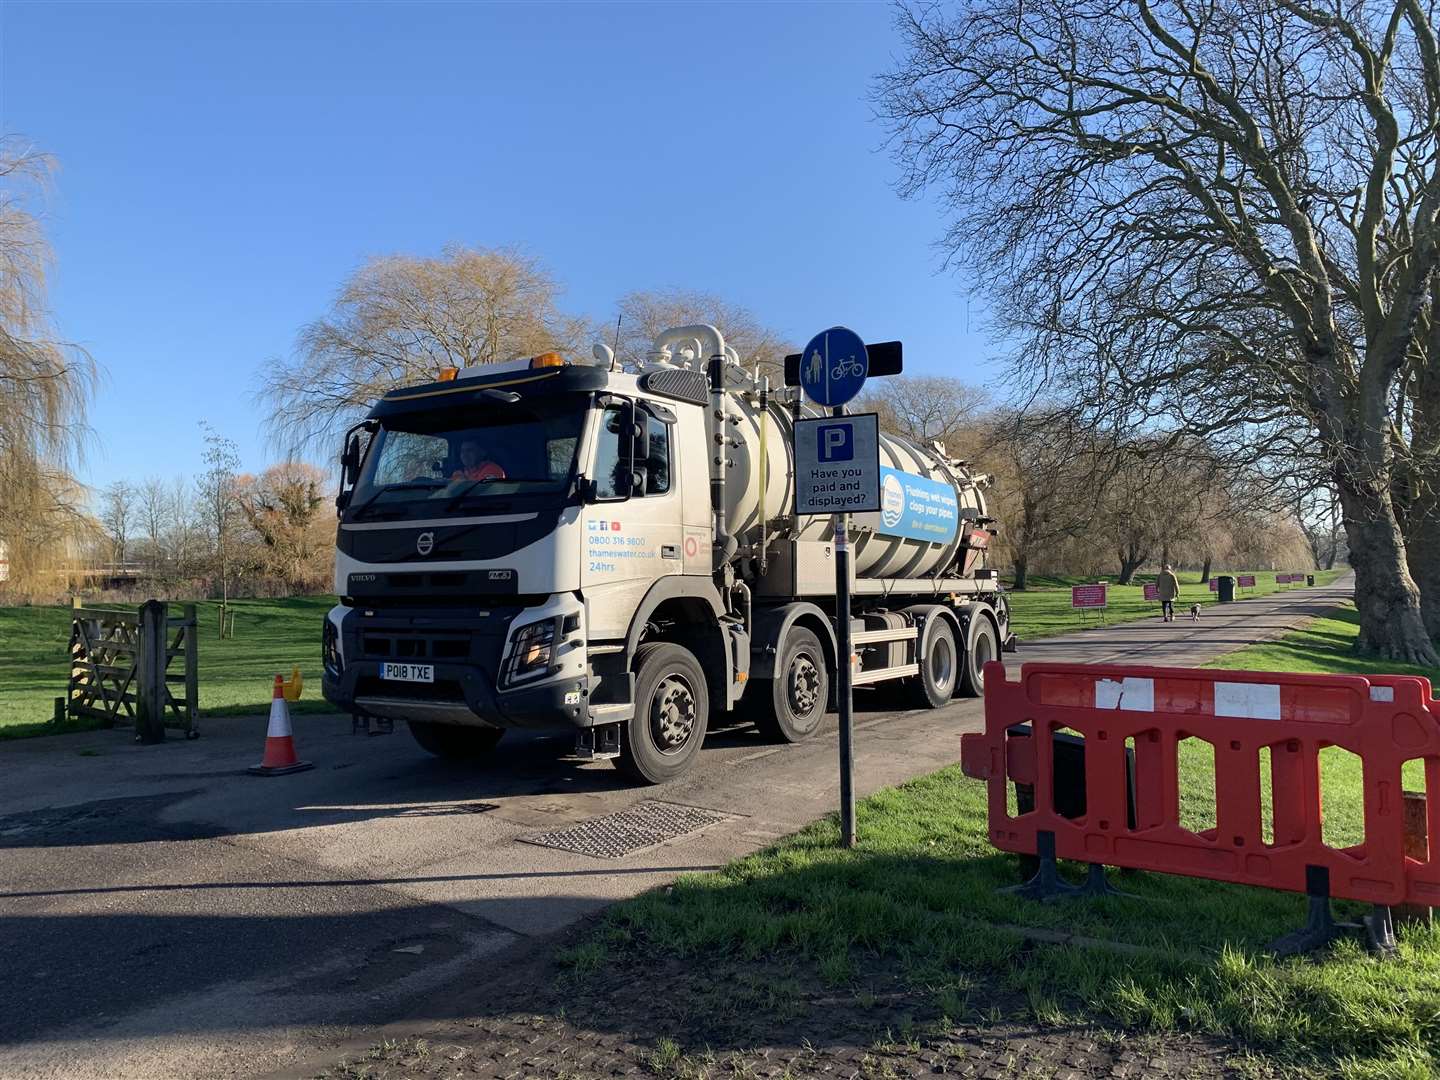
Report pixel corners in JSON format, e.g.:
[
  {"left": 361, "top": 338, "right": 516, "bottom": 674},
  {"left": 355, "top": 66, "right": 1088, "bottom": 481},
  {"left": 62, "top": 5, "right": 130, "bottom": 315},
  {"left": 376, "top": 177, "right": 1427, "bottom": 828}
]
[
  {"left": 816, "top": 423, "right": 854, "bottom": 462},
  {"left": 793, "top": 413, "right": 881, "bottom": 515},
  {"left": 799, "top": 326, "right": 868, "bottom": 407}
]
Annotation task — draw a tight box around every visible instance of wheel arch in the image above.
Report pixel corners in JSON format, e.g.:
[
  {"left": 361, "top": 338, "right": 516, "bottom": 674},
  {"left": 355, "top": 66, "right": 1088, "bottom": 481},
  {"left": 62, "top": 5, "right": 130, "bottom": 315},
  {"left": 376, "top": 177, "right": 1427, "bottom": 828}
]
[
  {"left": 901, "top": 602, "right": 963, "bottom": 657},
  {"left": 955, "top": 600, "right": 1002, "bottom": 649},
  {"left": 750, "top": 602, "right": 838, "bottom": 682},
  {"left": 624, "top": 577, "right": 729, "bottom": 716},
  {"left": 954, "top": 600, "right": 1002, "bottom": 696}
]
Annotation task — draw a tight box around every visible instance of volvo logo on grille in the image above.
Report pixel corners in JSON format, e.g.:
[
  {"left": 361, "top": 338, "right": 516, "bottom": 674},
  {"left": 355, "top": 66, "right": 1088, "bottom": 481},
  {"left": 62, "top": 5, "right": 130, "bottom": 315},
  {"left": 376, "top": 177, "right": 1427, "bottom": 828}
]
[{"left": 416, "top": 531, "right": 435, "bottom": 556}]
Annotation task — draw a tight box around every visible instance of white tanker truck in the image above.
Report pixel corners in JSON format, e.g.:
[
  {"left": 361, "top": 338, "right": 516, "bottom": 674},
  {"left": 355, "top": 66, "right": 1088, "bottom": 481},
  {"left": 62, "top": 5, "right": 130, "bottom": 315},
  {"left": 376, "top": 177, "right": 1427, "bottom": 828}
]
[{"left": 321, "top": 325, "right": 1013, "bottom": 782}]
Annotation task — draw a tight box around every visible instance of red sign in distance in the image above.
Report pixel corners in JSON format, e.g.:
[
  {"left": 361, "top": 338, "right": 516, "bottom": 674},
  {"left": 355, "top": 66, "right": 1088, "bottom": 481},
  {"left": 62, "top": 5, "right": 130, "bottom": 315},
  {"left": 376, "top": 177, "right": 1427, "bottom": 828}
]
[
  {"left": 1143, "top": 583, "right": 1158, "bottom": 601},
  {"left": 1277, "top": 574, "right": 1290, "bottom": 584},
  {"left": 1238, "top": 575, "right": 1257, "bottom": 587},
  {"left": 1209, "top": 578, "right": 1218, "bottom": 592},
  {"left": 1071, "top": 584, "right": 1108, "bottom": 609}
]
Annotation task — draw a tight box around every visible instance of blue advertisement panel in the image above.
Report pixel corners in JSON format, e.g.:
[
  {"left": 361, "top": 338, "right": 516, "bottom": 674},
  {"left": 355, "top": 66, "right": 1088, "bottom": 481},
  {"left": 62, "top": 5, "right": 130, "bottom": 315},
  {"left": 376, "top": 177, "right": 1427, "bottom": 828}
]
[{"left": 877, "top": 467, "right": 959, "bottom": 543}]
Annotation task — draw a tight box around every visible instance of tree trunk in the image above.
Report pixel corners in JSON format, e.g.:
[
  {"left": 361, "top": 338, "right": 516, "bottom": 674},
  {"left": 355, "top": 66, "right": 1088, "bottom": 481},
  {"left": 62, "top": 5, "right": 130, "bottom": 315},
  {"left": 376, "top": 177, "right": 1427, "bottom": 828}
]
[
  {"left": 1012, "top": 554, "right": 1029, "bottom": 591},
  {"left": 1408, "top": 355, "right": 1440, "bottom": 639},
  {"left": 1410, "top": 504, "right": 1440, "bottom": 639},
  {"left": 1198, "top": 554, "right": 1212, "bottom": 585},
  {"left": 1337, "top": 482, "right": 1439, "bottom": 664},
  {"left": 1115, "top": 544, "right": 1146, "bottom": 585}
]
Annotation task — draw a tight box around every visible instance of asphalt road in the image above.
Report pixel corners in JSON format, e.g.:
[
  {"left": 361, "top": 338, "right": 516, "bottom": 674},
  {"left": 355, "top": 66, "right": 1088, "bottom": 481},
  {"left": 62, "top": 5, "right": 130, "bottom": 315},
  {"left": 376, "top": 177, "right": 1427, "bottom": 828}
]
[{"left": 0, "top": 577, "right": 1354, "bottom": 1078}]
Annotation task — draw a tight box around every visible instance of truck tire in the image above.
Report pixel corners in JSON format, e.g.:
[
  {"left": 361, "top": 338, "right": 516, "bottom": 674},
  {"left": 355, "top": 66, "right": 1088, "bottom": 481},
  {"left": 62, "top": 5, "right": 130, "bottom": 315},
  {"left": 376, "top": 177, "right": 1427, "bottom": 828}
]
[
  {"left": 908, "top": 617, "right": 958, "bottom": 709},
  {"left": 408, "top": 721, "right": 505, "bottom": 759},
  {"left": 752, "top": 626, "right": 829, "bottom": 743},
  {"left": 617, "top": 642, "right": 710, "bottom": 784},
  {"left": 959, "top": 614, "right": 999, "bottom": 697}
]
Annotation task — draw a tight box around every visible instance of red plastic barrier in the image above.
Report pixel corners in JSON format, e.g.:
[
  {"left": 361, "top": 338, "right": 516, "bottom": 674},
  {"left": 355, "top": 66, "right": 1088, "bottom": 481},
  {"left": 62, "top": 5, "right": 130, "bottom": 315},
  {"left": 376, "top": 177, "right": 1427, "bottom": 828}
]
[{"left": 961, "top": 661, "right": 1440, "bottom": 908}]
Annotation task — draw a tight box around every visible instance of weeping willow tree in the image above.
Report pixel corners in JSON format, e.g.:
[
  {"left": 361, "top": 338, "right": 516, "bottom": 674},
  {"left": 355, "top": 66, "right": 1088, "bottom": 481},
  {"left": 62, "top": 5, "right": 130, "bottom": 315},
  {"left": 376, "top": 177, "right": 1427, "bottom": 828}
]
[{"left": 0, "top": 138, "right": 97, "bottom": 602}]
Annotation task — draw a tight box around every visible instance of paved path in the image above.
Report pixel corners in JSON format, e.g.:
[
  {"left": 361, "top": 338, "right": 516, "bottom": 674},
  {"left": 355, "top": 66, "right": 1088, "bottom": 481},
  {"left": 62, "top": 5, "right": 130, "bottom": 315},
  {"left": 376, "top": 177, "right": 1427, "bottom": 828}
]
[{"left": 0, "top": 578, "right": 1353, "bottom": 1078}]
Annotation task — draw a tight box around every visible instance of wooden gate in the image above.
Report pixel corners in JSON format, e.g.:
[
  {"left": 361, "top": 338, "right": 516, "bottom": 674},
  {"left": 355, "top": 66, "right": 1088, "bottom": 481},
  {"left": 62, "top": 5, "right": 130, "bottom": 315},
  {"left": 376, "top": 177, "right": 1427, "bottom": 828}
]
[{"left": 68, "top": 600, "right": 198, "bottom": 741}]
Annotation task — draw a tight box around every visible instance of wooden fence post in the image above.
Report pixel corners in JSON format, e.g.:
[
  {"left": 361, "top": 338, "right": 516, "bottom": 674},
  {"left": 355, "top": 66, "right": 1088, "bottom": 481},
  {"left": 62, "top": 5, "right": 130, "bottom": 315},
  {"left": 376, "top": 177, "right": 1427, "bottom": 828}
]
[
  {"left": 1398, "top": 792, "right": 1433, "bottom": 927},
  {"left": 183, "top": 603, "right": 198, "bottom": 730},
  {"left": 135, "top": 600, "right": 167, "bottom": 744}
]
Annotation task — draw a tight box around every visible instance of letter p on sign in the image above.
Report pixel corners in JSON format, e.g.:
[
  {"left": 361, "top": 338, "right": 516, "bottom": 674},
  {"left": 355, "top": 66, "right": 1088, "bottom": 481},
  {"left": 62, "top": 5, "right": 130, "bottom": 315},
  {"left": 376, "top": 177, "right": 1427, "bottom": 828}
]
[{"left": 818, "top": 423, "right": 853, "bottom": 463}]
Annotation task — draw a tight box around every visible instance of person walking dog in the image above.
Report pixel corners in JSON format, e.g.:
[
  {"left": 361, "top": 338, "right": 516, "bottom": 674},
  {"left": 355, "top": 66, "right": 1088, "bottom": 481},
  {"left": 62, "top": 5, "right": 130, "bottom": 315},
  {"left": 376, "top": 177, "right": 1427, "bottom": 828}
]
[{"left": 1157, "top": 563, "right": 1181, "bottom": 622}]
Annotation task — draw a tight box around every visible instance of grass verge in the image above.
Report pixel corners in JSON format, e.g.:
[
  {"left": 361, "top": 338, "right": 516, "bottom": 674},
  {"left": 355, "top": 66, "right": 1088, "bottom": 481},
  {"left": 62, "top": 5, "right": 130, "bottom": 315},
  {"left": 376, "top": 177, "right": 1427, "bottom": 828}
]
[
  {"left": 1206, "top": 603, "right": 1439, "bottom": 683},
  {"left": 591, "top": 767, "right": 1439, "bottom": 1078},
  {"left": 584, "top": 596, "right": 1437, "bottom": 1079},
  {"left": 1005, "top": 569, "right": 1344, "bottom": 640},
  {"left": 0, "top": 596, "right": 336, "bottom": 736}
]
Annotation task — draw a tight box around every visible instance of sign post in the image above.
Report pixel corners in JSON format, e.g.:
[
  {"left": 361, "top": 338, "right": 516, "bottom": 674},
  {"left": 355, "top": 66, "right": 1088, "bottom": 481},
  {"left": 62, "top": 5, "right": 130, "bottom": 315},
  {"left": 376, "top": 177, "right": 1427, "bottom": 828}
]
[
  {"left": 796, "top": 326, "right": 876, "bottom": 849},
  {"left": 1071, "top": 583, "right": 1108, "bottom": 627}
]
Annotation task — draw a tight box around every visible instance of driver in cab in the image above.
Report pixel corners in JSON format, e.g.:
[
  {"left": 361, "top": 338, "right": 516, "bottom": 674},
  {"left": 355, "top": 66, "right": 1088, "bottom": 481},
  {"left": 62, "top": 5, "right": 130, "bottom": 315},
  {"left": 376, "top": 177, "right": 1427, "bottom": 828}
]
[{"left": 449, "top": 437, "right": 505, "bottom": 484}]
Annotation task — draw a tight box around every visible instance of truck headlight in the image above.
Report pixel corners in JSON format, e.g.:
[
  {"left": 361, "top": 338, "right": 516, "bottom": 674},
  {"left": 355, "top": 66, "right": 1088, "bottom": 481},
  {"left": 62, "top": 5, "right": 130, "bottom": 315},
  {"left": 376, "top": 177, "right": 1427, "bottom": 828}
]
[
  {"left": 508, "top": 619, "right": 556, "bottom": 682},
  {"left": 323, "top": 618, "right": 343, "bottom": 676}
]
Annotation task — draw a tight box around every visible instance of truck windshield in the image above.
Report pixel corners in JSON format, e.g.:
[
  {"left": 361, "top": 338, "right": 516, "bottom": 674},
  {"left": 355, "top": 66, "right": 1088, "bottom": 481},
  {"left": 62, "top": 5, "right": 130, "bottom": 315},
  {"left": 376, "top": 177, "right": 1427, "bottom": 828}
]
[{"left": 348, "top": 399, "right": 586, "bottom": 517}]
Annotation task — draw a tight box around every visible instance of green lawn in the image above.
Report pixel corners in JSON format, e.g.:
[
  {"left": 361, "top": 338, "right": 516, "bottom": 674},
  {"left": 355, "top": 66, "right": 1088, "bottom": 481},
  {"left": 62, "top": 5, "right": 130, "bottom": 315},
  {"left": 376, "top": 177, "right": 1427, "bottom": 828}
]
[
  {"left": 576, "top": 599, "right": 1439, "bottom": 1079},
  {"left": 0, "top": 570, "right": 1346, "bottom": 739},
  {"left": 0, "top": 596, "right": 336, "bottom": 737},
  {"left": 1006, "top": 569, "right": 1344, "bottom": 640},
  {"left": 1208, "top": 605, "right": 1440, "bottom": 683}
]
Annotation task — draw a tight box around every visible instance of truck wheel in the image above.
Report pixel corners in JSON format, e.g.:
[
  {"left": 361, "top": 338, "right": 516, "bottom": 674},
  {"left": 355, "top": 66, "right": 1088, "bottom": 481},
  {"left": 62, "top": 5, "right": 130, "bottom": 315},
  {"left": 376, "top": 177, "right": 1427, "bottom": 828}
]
[
  {"left": 959, "top": 615, "right": 999, "bottom": 698},
  {"left": 617, "top": 642, "right": 710, "bottom": 784},
  {"left": 753, "top": 627, "right": 829, "bottom": 743},
  {"left": 408, "top": 721, "right": 505, "bottom": 759},
  {"left": 908, "top": 618, "right": 958, "bottom": 709}
]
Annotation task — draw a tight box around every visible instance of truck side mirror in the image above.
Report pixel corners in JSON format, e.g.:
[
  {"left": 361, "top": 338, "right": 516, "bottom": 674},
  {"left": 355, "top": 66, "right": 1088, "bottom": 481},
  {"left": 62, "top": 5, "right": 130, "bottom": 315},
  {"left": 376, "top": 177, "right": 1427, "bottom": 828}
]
[
  {"left": 341, "top": 435, "right": 362, "bottom": 487},
  {"left": 628, "top": 405, "right": 650, "bottom": 466}
]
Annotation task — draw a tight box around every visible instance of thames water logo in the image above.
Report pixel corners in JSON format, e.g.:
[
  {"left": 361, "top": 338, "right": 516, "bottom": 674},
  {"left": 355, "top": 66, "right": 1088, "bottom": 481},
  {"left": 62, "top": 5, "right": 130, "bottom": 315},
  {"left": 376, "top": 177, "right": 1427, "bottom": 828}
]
[
  {"left": 416, "top": 531, "right": 435, "bottom": 556},
  {"left": 881, "top": 473, "right": 905, "bottom": 529}
]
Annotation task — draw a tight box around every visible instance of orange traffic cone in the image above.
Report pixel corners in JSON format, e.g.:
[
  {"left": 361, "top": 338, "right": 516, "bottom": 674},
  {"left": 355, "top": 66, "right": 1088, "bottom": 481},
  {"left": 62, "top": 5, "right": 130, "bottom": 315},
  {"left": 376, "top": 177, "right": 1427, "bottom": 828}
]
[{"left": 248, "top": 675, "right": 314, "bottom": 776}]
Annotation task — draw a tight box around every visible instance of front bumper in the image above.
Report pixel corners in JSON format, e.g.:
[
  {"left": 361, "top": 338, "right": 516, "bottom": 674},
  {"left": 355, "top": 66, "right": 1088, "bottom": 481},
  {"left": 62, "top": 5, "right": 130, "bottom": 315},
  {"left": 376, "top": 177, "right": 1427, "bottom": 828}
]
[
  {"left": 323, "top": 662, "right": 592, "bottom": 730},
  {"left": 322, "top": 595, "right": 596, "bottom": 730}
]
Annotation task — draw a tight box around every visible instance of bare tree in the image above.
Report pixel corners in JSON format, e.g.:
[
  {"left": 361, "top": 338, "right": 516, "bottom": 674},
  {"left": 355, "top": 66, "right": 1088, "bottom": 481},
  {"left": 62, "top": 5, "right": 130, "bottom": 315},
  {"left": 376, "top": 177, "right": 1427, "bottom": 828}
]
[
  {"left": 0, "top": 136, "right": 96, "bottom": 595},
  {"left": 197, "top": 422, "right": 241, "bottom": 605},
  {"left": 860, "top": 374, "right": 989, "bottom": 449},
  {"left": 1295, "top": 485, "right": 1347, "bottom": 571},
  {"left": 612, "top": 289, "right": 791, "bottom": 378},
  {"left": 981, "top": 410, "right": 1104, "bottom": 589},
  {"left": 99, "top": 480, "right": 135, "bottom": 565},
  {"left": 137, "top": 477, "right": 169, "bottom": 571},
  {"left": 878, "top": 0, "right": 1440, "bottom": 662},
  {"left": 235, "top": 462, "right": 332, "bottom": 592},
  {"left": 258, "top": 245, "right": 589, "bottom": 451}
]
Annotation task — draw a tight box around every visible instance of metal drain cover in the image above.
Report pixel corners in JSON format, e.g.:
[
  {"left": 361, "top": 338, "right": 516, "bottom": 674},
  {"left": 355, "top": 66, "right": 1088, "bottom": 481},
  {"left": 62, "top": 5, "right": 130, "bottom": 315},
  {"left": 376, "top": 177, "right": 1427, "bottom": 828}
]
[{"left": 521, "top": 800, "right": 730, "bottom": 859}]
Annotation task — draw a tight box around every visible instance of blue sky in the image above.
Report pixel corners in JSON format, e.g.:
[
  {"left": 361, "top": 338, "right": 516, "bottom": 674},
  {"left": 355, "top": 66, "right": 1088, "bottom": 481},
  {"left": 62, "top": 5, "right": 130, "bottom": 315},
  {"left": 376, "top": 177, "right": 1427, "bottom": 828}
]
[{"left": 1, "top": 0, "right": 997, "bottom": 495}]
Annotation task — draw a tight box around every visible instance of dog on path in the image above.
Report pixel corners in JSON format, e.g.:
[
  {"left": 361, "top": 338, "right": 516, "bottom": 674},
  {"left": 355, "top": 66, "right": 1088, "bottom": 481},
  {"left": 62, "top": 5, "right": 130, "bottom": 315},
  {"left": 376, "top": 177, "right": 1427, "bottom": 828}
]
[{"left": 1189, "top": 603, "right": 1201, "bottom": 621}]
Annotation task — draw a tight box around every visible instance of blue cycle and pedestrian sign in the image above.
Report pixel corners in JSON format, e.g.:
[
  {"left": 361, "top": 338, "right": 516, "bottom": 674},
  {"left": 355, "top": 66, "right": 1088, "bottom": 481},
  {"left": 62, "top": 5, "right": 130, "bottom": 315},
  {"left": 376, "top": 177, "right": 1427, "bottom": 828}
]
[{"left": 799, "top": 326, "right": 868, "bottom": 407}]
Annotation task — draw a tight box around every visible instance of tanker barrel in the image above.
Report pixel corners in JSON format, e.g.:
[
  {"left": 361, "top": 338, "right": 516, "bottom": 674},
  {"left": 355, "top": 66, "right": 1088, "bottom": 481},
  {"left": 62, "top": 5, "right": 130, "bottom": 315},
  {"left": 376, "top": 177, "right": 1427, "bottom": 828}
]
[{"left": 720, "top": 379, "right": 987, "bottom": 582}]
